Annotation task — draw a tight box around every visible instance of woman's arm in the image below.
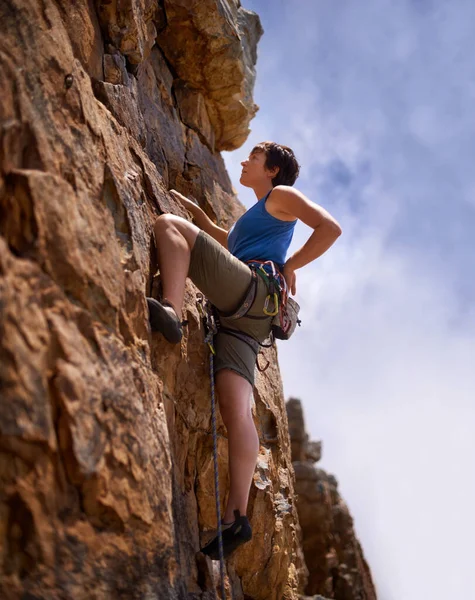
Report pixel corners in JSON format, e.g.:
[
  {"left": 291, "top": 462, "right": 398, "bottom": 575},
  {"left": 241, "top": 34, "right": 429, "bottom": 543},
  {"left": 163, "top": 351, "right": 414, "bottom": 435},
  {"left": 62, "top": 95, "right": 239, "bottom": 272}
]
[
  {"left": 268, "top": 186, "right": 342, "bottom": 294},
  {"left": 170, "top": 190, "right": 228, "bottom": 248}
]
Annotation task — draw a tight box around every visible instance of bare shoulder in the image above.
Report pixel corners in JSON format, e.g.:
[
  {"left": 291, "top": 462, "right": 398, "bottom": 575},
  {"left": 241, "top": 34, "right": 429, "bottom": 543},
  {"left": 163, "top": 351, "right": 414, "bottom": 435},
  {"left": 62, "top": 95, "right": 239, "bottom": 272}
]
[
  {"left": 271, "top": 185, "right": 303, "bottom": 199},
  {"left": 270, "top": 185, "right": 342, "bottom": 231},
  {"left": 268, "top": 185, "right": 313, "bottom": 216},
  {"left": 265, "top": 185, "right": 304, "bottom": 221}
]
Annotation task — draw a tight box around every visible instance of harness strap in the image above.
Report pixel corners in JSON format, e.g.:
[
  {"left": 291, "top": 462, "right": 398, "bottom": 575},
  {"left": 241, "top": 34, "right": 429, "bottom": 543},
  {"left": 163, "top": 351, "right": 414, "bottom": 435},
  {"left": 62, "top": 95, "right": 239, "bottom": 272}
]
[{"left": 218, "top": 270, "right": 258, "bottom": 320}]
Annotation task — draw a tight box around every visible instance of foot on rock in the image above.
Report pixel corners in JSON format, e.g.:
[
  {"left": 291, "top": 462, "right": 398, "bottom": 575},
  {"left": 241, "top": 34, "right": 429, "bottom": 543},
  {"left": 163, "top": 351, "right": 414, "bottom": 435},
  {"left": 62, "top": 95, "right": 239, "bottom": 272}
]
[
  {"left": 200, "top": 510, "right": 252, "bottom": 560},
  {"left": 146, "top": 297, "right": 183, "bottom": 344}
]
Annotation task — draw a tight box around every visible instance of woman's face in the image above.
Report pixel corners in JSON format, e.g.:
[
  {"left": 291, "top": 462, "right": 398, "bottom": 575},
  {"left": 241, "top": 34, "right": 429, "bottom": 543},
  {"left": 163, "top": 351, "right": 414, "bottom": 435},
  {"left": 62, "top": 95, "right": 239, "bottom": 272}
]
[{"left": 239, "top": 151, "right": 275, "bottom": 188}]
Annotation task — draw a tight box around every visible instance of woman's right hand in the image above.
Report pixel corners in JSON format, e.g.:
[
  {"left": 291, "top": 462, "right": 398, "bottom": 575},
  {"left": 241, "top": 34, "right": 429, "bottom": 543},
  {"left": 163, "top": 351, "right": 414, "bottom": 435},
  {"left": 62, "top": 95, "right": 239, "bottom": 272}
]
[{"left": 169, "top": 189, "right": 198, "bottom": 214}]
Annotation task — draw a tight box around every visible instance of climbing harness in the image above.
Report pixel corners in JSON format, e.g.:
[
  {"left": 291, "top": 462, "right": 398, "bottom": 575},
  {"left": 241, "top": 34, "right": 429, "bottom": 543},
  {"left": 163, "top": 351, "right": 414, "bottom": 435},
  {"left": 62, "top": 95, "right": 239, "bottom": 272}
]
[
  {"left": 209, "top": 259, "right": 301, "bottom": 378},
  {"left": 219, "top": 259, "right": 301, "bottom": 341},
  {"left": 247, "top": 260, "right": 301, "bottom": 340},
  {"left": 219, "top": 260, "right": 282, "bottom": 322},
  {"left": 196, "top": 295, "right": 227, "bottom": 600}
]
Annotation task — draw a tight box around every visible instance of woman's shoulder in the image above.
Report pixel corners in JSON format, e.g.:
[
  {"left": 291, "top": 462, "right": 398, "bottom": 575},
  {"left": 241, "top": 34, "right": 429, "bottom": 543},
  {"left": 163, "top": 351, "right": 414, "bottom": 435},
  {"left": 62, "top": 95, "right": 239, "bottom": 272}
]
[
  {"left": 266, "top": 186, "right": 300, "bottom": 222},
  {"left": 271, "top": 185, "right": 301, "bottom": 197}
]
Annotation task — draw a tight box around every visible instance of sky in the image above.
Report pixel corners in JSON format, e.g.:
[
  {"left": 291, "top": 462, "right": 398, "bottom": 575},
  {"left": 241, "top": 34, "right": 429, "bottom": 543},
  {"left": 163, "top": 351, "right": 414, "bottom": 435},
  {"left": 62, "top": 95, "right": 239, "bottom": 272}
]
[{"left": 223, "top": 2, "right": 475, "bottom": 599}]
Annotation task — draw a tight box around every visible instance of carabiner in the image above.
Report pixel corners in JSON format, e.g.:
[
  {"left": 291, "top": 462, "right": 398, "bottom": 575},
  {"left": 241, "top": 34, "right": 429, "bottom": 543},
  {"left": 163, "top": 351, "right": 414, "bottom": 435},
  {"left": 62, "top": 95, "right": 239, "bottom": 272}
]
[
  {"left": 258, "top": 265, "right": 270, "bottom": 282},
  {"left": 263, "top": 292, "right": 279, "bottom": 316}
]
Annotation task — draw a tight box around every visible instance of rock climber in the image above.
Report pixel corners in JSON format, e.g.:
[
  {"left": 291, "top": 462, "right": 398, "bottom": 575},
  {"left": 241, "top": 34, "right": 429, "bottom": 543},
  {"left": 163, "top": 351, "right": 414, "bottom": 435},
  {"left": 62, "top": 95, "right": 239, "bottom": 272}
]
[{"left": 146, "top": 141, "right": 342, "bottom": 559}]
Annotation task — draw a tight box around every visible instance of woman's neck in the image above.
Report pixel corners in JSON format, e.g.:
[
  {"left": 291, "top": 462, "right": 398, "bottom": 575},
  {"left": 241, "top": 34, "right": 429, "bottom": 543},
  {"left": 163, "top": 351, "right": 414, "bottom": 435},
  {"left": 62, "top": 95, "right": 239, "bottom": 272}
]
[{"left": 253, "top": 184, "right": 274, "bottom": 201}]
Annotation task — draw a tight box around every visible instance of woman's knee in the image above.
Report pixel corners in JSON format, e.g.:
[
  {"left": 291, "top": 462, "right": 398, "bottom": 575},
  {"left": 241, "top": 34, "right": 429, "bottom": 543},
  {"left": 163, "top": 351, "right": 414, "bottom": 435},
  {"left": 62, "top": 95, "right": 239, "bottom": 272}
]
[
  {"left": 219, "top": 403, "right": 254, "bottom": 431},
  {"left": 154, "top": 213, "right": 184, "bottom": 232},
  {"left": 153, "top": 213, "right": 199, "bottom": 249},
  {"left": 217, "top": 381, "right": 253, "bottom": 427}
]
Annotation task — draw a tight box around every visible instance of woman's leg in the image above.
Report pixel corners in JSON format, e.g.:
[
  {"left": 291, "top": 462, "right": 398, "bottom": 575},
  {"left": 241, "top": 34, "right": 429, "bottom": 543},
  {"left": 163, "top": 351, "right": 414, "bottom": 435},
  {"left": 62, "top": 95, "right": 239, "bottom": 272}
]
[
  {"left": 153, "top": 214, "right": 201, "bottom": 317},
  {"left": 154, "top": 216, "right": 259, "bottom": 516},
  {"left": 215, "top": 369, "right": 260, "bottom": 522}
]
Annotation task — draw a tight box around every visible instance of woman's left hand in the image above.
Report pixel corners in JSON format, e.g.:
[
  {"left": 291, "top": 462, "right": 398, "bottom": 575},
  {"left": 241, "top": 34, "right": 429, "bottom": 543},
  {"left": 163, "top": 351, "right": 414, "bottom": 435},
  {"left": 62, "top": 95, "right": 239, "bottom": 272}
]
[{"left": 283, "top": 263, "right": 297, "bottom": 295}]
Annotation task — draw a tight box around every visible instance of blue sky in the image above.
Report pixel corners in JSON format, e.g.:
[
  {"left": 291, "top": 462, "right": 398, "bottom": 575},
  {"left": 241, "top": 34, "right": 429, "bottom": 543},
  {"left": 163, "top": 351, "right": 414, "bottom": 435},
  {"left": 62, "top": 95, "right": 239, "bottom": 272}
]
[{"left": 224, "top": 1, "right": 475, "bottom": 599}]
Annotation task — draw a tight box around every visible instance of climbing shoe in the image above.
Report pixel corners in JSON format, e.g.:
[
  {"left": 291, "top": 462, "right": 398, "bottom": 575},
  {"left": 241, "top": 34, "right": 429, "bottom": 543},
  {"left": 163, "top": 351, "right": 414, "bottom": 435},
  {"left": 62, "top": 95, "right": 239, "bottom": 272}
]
[
  {"left": 146, "top": 297, "right": 183, "bottom": 344},
  {"left": 200, "top": 510, "right": 252, "bottom": 560}
]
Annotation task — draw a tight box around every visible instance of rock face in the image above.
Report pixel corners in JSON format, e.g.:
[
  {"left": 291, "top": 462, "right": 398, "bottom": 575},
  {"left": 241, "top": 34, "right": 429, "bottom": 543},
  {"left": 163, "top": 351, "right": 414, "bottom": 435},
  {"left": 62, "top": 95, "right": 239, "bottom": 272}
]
[
  {"left": 0, "top": 1, "right": 301, "bottom": 599},
  {"left": 157, "top": 0, "right": 263, "bottom": 151},
  {"left": 286, "top": 399, "right": 377, "bottom": 600}
]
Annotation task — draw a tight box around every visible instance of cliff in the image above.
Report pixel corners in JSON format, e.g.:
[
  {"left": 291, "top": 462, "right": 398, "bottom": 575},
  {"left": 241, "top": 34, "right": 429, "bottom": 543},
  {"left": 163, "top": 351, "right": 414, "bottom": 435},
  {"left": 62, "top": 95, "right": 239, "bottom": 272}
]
[{"left": 0, "top": 1, "right": 374, "bottom": 599}]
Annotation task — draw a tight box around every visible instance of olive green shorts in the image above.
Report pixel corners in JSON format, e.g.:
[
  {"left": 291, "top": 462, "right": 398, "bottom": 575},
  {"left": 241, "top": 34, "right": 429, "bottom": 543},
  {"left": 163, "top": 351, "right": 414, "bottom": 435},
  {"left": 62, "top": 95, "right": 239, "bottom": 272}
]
[{"left": 188, "top": 231, "right": 273, "bottom": 386}]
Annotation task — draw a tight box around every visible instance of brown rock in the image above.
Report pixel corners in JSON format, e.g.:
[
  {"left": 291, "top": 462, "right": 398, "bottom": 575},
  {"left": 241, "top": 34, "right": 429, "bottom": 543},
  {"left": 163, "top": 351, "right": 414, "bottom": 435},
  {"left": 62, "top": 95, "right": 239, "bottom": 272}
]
[
  {"left": 287, "top": 396, "right": 310, "bottom": 462},
  {"left": 174, "top": 81, "right": 215, "bottom": 151},
  {"left": 95, "top": 0, "right": 158, "bottom": 65},
  {"left": 0, "top": 2, "right": 301, "bottom": 599},
  {"left": 157, "top": 0, "right": 263, "bottom": 150},
  {"left": 56, "top": 0, "right": 105, "bottom": 80},
  {"left": 103, "top": 52, "right": 129, "bottom": 85}
]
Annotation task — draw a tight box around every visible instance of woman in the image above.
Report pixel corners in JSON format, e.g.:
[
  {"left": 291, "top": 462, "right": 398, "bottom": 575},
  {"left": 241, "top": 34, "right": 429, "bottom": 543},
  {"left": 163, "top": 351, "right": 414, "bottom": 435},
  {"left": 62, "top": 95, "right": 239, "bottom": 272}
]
[{"left": 147, "top": 141, "right": 342, "bottom": 558}]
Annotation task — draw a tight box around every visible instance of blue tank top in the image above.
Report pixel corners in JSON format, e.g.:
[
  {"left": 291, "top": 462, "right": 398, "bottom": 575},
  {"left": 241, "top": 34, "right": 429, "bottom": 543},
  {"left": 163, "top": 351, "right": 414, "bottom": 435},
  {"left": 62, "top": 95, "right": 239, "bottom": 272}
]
[{"left": 227, "top": 190, "right": 296, "bottom": 269}]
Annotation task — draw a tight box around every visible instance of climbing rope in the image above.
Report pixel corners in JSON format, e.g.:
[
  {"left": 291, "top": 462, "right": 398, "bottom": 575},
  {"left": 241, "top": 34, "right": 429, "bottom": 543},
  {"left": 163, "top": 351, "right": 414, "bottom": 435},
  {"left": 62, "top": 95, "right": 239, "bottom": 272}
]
[
  {"left": 209, "top": 349, "right": 226, "bottom": 600},
  {"left": 197, "top": 295, "right": 226, "bottom": 600}
]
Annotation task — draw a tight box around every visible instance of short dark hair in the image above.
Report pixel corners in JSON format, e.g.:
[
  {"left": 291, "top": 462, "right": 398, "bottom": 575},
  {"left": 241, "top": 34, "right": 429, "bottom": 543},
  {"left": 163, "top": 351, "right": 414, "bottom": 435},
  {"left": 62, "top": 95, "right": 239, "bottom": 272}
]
[{"left": 251, "top": 141, "right": 301, "bottom": 186}]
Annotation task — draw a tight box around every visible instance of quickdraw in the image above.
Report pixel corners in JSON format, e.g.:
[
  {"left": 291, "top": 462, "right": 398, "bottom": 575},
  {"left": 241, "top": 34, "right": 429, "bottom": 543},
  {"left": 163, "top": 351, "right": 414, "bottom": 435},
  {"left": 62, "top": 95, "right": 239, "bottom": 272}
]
[
  {"left": 263, "top": 290, "right": 279, "bottom": 316},
  {"left": 250, "top": 260, "right": 287, "bottom": 318},
  {"left": 196, "top": 293, "right": 218, "bottom": 354}
]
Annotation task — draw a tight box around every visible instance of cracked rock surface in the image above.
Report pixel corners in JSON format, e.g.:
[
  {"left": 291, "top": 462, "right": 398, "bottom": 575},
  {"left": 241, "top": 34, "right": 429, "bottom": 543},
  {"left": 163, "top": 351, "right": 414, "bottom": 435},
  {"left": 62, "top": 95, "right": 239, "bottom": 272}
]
[{"left": 0, "top": 1, "right": 299, "bottom": 599}]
